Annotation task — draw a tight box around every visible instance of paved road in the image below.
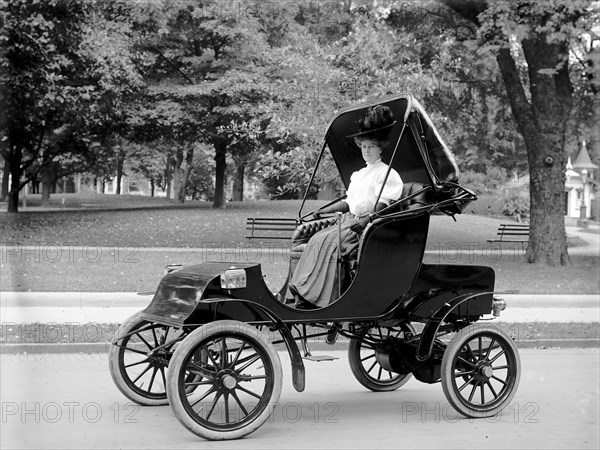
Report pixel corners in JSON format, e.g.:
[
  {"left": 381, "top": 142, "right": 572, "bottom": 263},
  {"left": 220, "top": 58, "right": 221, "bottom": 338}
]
[{"left": 1, "top": 349, "right": 598, "bottom": 449}]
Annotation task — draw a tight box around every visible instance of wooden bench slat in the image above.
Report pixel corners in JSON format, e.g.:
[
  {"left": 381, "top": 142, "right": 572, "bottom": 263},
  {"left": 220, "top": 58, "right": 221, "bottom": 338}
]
[
  {"left": 246, "top": 222, "right": 297, "bottom": 227},
  {"left": 250, "top": 227, "right": 296, "bottom": 231},
  {"left": 245, "top": 217, "right": 299, "bottom": 240},
  {"left": 488, "top": 223, "right": 530, "bottom": 246},
  {"left": 245, "top": 218, "right": 298, "bottom": 222}
]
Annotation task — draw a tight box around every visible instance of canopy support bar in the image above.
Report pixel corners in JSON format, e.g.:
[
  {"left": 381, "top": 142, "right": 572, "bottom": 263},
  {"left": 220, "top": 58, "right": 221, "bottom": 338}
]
[
  {"left": 374, "top": 120, "right": 408, "bottom": 209},
  {"left": 299, "top": 140, "right": 328, "bottom": 222}
]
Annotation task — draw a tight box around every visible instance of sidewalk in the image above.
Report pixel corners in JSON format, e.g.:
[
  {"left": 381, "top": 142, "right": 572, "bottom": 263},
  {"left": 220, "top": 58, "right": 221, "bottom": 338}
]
[
  {"left": 0, "top": 292, "right": 597, "bottom": 353},
  {"left": 565, "top": 222, "right": 600, "bottom": 256}
]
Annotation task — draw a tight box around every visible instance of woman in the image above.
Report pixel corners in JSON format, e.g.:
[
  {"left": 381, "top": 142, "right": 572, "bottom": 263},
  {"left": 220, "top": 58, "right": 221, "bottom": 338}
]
[{"left": 288, "top": 105, "right": 404, "bottom": 308}]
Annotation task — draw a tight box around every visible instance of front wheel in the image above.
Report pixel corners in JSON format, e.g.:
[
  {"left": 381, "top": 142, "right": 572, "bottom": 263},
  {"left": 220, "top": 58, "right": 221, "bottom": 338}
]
[
  {"left": 109, "top": 311, "right": 185, "bottom": 406},
  {"left": 167, "top": 320, "right": 283, "bottom": 441},
  {"left": 441, "top": 324, "right": 521, "bottom": 418},
  {"left": 348, "top": 323, "right": 413, "bottom": 392}
]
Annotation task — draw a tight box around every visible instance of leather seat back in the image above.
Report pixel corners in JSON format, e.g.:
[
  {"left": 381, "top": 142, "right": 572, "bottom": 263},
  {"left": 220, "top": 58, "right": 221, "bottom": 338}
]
[
  {"left": 401, "top": 182, "right": 431, "bottom": 210},
  {"left": 290, "top": 217, "right": 338, "bottom": 253}
]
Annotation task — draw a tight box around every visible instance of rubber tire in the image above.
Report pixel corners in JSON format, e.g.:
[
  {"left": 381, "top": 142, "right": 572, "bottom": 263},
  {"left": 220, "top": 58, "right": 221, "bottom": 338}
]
[
  {"left": 109, "top": 311, "right": 170, "bottom": 406},
  {"left": 167, "top": 320, "right": 283, "bottom": 441},
  {"left": 348, "top": 324, "right": 413, "bottom": 392},
  {"left": 441, "top": 323, "right": 521, "bottom": 418}
]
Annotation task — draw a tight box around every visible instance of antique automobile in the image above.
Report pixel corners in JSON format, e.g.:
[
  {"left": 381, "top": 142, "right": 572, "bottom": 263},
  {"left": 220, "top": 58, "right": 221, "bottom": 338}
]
[{"left": 109, "top": 93, "right": 521, "bottom": 441}]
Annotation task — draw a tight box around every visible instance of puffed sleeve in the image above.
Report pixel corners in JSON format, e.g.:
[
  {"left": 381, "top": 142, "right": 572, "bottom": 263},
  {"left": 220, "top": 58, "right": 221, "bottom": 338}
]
[
  {"left": 376, "top": 168, "right": 403, "bottom": 205},
  {"left": 345, "top": 171, "right": 358, "bottom": 198}
]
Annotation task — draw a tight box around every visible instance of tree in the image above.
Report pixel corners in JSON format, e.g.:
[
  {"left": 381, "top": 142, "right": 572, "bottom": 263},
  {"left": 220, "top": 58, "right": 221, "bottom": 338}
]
[
  {"left": 436, "top": 0, "right": 595, "bottom": 266},
  {"left": 251, "top": 15, "right": 352, "bottom": 199},
  {"left": 0, "top": 0, "right": 141, "bottom": 212},
  {"left": 125, "top": 89, "right": 206, "bottom": 202},
  {"left": 185, "top": 143, "right": 215, "bottom": 201},
  {"left": 220, "top": 119, "right": 265, "bottom": 201},
  {"left": 126, "top": 0, "right": 277, "bottom": 207}
]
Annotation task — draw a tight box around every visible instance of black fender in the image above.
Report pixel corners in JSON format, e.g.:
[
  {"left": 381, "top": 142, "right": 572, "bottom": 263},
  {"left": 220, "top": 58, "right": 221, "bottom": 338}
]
[
  {"left": 416, "top": 292, "right": 492, "bottom": 361},
  {"left": 201, "top": 298, "right": 305, "bottom": 393}
]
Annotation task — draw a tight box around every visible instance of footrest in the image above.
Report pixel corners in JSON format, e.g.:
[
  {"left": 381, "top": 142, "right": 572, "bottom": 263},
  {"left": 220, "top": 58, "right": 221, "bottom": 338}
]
[{"left": 302, "top": 354, "right": 339, "bottom": 362}]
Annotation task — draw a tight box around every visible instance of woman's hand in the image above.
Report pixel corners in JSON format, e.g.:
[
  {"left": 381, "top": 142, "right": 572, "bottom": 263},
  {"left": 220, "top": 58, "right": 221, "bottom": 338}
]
[{"left": 350, "top": 216, "right": 370, "bottom": 233}]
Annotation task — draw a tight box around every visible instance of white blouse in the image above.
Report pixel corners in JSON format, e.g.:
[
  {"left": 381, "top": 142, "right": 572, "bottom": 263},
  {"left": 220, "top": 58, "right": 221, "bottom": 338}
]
[{"left": 345, "top": 160, "right": 404, "bottom": 216}]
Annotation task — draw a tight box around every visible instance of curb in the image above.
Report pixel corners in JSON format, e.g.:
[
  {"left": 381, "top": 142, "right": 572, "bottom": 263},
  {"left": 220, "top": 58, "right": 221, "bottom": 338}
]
[{"left": 2, "top": 292, "right": 598, "bottom": 354}]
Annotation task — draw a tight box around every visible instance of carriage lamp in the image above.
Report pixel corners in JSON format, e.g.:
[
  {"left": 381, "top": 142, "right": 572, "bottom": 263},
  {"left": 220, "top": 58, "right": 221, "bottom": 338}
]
[
  {"left": 221, "top": 267, "right": 247, "bottom": 289},
  {"left": 492, "top": 298, "right": 507, "bottom": 317}
]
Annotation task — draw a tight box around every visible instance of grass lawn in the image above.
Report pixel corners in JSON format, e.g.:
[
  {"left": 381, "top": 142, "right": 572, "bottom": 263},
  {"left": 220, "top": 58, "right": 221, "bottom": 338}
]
[
  {"left": 2, "top": 248, "right": 598, "bottom": 294},
  {"left": 1, "top": 193, "right": 598, "bottom": 294},
  {"left": 0, "top": 194, "right": 587, "bottom": 248}
]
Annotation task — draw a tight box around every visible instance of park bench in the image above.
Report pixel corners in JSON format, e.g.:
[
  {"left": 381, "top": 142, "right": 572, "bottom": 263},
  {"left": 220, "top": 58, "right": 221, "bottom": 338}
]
[
  {"left": 44, "top": 198, "right": 66, "bottom": 208},
  {"left": 245, "top": 217, "right": 299, "bottom": 241},
  {"left": 487, "top": 223, "right": 529, "bottom": 250}
]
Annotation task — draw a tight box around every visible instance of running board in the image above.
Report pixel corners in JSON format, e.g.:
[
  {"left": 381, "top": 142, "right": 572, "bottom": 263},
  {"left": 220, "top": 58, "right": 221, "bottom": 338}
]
[
  {"left": 298, "top": 324, "right": 339, "bottom": 362},
  {"left": 302, "top": 354, "right": 339, "bottom": 362}
]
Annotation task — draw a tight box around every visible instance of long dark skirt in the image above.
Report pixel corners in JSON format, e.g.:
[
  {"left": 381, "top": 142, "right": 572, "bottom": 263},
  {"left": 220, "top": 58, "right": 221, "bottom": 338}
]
[{"left": 289, "top": 218, "right": 360, "bottom": 307}]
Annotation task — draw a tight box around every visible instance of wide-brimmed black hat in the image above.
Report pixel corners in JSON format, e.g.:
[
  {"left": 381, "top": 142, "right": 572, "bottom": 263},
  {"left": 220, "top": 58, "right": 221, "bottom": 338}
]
[
  {"left": 346, "top": 105, "right": 396, "bottom": 142},
  {"left": 347, "top": 121, "right": 397, "bottom": 141}
]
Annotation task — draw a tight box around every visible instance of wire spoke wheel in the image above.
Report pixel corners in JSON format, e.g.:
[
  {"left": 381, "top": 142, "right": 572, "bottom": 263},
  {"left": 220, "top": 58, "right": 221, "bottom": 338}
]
[
  {"left": 167, "top": 320, "right": 282, "bottom": 441},
  {"left": 109, "top": 311, "right": 186, "bottom": 406},
  {"left": 441, "top": 324, "right": 521, "bottom": 418},
  {"left": 348, "top": 323, "right": 413, "bottom": 391}
]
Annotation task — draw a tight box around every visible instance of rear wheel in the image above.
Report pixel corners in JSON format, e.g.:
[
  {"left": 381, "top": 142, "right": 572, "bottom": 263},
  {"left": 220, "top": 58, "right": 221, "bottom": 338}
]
[
  {"left": 348, "top": 323, "right": 413, "bottom": 391},
  {"left": 441, "top": 324, "right": 521, "bottom": 418},
  {"left": 167, "top": 320, "right": 283, "bottom": 440}
]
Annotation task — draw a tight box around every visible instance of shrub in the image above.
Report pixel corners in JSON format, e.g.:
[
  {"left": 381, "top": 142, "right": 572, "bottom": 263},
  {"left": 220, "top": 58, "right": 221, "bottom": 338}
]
[
  {"left": 461, "top": 167, "right": 510, "bottom": 195},
  {"left": 499, "top": 187, "right": 530, "bottom": 218}
]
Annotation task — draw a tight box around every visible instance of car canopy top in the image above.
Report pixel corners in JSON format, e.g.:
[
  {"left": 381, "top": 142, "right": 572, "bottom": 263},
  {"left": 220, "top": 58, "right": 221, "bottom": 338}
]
[{"left": 318, "top": 93, "right": 460, "bottom": 191}]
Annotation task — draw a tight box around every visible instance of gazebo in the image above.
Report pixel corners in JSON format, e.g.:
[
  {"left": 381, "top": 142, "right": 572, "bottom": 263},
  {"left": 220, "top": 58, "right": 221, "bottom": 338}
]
[{"left": 565, "top": 140, "right": 598, "bottom": 221}]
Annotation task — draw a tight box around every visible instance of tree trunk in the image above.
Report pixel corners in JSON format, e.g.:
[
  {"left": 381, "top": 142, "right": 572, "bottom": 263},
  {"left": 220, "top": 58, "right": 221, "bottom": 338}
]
[
  {"left": 41, "top": 181, "right": 51, "bottom": 206},
  {"left": 30, "top": 175, "right": 38, "bottom": 194},
  {"left": 8, "top": 181, "right": 20, "bottom": 213},
  {"left": 1, "top": 157, "right": 9, "bottom": 202},
  {"left": 150, "top": 178, "right": 155, "bottom": 197},
  {"left": 438, "top": 0, "right": 571, "bottom": 267},
  {"left": 172, "top": 148, "right": 183, "bottom": 203},
  {"left": 496, "top": 37, "right": 571, "bottom": 267},
  {"left": 40, "top": 163, "right": 57, "bottom": 207},
  {"left": 165, "top": 156, "right": 172, "bottom": 200},
  {"left": 213, "top": 140, "right": 227, "bottom": 208},
  {"left": 173, "top": 146, "right": 194, "bottom": 204},
  {"left": 178, "top": 147, "right": 194, "bottom": 203},
  {"left": 232, "top": 163, "right": 244, "bottom": 201},
  {"left": 115, "top": 152, "right": 124, "bottom": 195},
  {"left": 7, "top": 150, "right": 22, "bottom": 213}
]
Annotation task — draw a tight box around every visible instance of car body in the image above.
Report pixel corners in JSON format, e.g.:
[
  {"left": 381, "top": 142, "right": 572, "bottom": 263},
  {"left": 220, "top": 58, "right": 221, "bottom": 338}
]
[{"left": 109, "top": 93, "right": 520, "bottom": 441}]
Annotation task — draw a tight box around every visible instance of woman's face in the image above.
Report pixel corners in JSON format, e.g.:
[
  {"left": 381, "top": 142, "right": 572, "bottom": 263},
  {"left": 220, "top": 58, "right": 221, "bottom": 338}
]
[{"left": 358, "top": 139, "right": 382, "bottom": 164}]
